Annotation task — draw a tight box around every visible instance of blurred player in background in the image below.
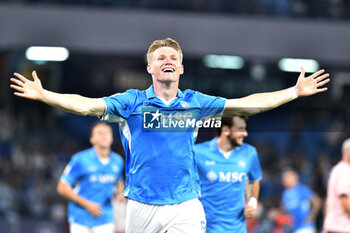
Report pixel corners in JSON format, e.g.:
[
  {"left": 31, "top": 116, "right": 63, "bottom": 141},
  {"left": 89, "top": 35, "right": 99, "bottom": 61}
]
[
  {"left": 11, "top": 38, "right": 330, "bottom": 233},
  {"left": 195, "top": 116, "right": 261, "bottom": 233},
  {"left": 281, "top": 168, "right": 321, "bottom": 233},
  {"left": 323, "top": 138, "right": 350, "bottom": 233},
  {"left": 57, "top": 122, "right": 125, "bottom": 233}
]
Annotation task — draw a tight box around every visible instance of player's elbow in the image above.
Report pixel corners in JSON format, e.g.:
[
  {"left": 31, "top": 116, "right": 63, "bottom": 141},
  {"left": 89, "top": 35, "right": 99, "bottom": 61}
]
[{"left": 79, "top": 110, "right": 90, "bottom": 116}]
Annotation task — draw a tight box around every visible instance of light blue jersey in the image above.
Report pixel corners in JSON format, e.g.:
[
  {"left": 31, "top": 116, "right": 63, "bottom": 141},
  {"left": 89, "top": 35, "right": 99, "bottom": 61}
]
[
  {"left": 60, "top": 147, "right": 124, "bottom": 227},
  {"left": 195, "top": 138, "right": 262, "bottom": 233},
  {"left": 102, "top": 85, "right": 226, "bottom": 205},
  {"left": 282, "top": 183, "right": 315, "bottom": 231}
]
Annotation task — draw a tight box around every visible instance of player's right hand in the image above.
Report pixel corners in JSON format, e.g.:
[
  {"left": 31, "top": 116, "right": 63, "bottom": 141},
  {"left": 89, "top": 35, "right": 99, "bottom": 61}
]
[
  {"left": 10, "top": 71, "right": 44, "bottom": 101},
  {"left": 244, "top": 205, "right": 256, "bottom": 218},
  {"left": 84, "top": 201, "right": 103, "bottom": 217}
]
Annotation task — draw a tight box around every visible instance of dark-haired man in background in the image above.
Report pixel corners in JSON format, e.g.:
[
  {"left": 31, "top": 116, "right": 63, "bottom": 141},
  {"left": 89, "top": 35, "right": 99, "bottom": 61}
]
[{"left": 195, "top": 116, "right": 261, "bottom": 233}]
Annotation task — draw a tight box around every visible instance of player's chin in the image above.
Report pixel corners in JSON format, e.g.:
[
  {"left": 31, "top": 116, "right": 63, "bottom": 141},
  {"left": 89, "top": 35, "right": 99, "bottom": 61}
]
[
  {"left": 161, "top": 71, "right": 178, "bottom": 78},
  {"left": 236, "top": 139, "right": 244, "bottom": 146}
]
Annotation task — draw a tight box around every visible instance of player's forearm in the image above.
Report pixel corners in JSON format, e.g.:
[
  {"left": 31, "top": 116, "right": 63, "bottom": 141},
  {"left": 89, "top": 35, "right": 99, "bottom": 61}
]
[
  {"left": 57, "top": 182, "right": 90, "bottom": 208},
  {"left": 116, "top": 181, "right": 125, "bottom": 194},
  {"left": 42, "top": 90, "right": 105, "bottom": 116},
  {"left": 340, "top": 196, "right": 350, "bottom": 216},
  {"left": 344, "top": 204, "right": 350, "bottom": 216},
  {"left": 250, "top": 181, "right": 260, "bottom": 200},
  {"left": 223, "top": 87, "right": 297, "bottom": 116},
  {"left": 309, "top": 194, "right": 322, "bottom": 220},
  {"left": 246, "top": 181, "right": 260, "bottom": 210}
]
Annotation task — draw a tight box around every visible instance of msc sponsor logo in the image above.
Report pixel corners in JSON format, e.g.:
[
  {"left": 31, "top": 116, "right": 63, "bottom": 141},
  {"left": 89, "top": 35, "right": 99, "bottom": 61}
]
[
  {"left": 89, "top": 174, "right": 116, "bottom": 183},
  {"left": 219, "top": 172, "right": 247, "bottom": 183},
  {"left": 206, "top": 170, "right": 218, "bottom": 182},
  {"left": 206, "top": 171, "right": 247, "bottom": 183}
]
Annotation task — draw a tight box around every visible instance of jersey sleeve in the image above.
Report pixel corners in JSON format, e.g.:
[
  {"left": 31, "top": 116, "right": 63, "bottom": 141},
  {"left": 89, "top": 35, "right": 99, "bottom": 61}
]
[
  {"left": 102, "top": 90, "right": 137, "bottom": 119},
  {"left": 247, "top": 147, "right": 262, "bottom": 182},
  {"left": 194, "top": 92, "right": 227, "bottom": 119},
  {"left": 60, "top": 156, "right": 82, "bottom": 186}
]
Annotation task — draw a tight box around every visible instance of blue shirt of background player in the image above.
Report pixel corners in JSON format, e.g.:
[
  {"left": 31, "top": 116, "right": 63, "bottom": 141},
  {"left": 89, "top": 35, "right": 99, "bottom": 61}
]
[
  {"left": 195, "top": 137, "right": 262, "bottom": 233},
  {"left": 282, "top": 182, "right": 315, "bottom": 231},
  {"left": 102, "top": 85, "right": 226, "bottom": 205},
  {"left": 60, "top": 147, "right": 124, "bottom": 227}
]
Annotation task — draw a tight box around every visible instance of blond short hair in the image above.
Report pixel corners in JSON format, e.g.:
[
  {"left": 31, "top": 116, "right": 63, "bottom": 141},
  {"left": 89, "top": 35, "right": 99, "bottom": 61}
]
[{"left": 146, "top": 38, "right": 183, "bottom": 64}]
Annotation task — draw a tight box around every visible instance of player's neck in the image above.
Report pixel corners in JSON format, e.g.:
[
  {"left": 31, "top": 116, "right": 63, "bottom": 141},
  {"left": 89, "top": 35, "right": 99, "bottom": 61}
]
[
  {"left": 342, "top": 159, "right": 350, "bottom": 165},
  {"left": 94, "top": 147, "right": 110, "bottom": 158},
  {"left": 217, "top": 137, "right": 236, "bottom": 152},
  {"left": 153, "top": 80, "right": 179, "bottom": 100}
]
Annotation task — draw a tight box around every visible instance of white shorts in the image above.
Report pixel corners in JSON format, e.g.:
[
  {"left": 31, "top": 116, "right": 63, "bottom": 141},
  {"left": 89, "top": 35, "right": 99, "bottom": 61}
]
[
  {"left": 69, "top": 222, "right": 115, "bottom": 233},
  {"left": 295, "top": 226, "right": 316, "bottom": 233},
  {"left": 126, "top": 198, "right": 206, "bottom": 233}
]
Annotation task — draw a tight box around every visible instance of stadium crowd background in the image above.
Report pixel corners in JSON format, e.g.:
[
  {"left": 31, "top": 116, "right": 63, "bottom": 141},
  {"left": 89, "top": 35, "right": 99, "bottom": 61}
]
[
  {"left": 0, "top": 0, "right": 350, "bottom": 232},
  {"left": 1, "top": 0, "right": 350, "bottom": 19}
]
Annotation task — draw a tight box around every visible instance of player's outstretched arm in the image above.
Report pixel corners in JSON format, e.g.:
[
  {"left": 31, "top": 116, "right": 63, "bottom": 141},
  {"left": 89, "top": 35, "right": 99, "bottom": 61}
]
[
  {"left": 10, "top": 71, "right": 106, "bottom": 116},
  {"left": 223, "top": 68, "right": 330, "bottom": 116}
]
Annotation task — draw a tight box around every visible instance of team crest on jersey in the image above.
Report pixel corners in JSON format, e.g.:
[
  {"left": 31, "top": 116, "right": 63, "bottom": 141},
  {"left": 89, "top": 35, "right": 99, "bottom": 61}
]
[
  {"left": 112, "top": 165, "right": 120, "bottom": 172},
  {"left": 206, "top": 170, "right": 218, "bottom": 182},
  {"left": 180, "top": 101, "right": 190, "bottom": 109},
  {"left": 238, "top": 160, "right": 246, "bottom": 168}
]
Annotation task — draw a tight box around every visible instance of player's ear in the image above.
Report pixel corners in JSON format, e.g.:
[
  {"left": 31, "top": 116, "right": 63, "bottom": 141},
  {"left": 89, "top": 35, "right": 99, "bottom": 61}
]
[
  {"left": 221, "top": 125, "right": 230, "bottom": 136},
  {"left": 147, "top": 64, "right": 153, "bottom": 75},
  {"left": 180, "top": 65, "right": 184, "bottom": 75}
]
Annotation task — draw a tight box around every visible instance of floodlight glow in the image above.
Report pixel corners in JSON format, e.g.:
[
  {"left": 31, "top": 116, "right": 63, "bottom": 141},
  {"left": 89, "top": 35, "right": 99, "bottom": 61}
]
[
  {"left": 203, "top": 55, "right": 245, "bottom": 70},
  {"left": 278, "top": 58, "right": 319, "bottom": 73},
  {"left": 25, "top": 46, "right": 69, "bottom": 61}
]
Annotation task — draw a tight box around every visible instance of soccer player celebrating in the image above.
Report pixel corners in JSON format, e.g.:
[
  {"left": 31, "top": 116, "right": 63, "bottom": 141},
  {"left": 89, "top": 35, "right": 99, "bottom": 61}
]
[
  {"left": 323, "top": 138, "right": 350, "bottom": 233},
  {"left": 57, "top": 122, "right": 124, "bottom": 233},
  {"left": 281, "top": 168, "right": 321, "bottom": 233},
  {"left": 195, "top": 116, "right": 261, "bottom": 233},
  {"left": 11, "top": 38, "right": 329, "bottom": 232}
]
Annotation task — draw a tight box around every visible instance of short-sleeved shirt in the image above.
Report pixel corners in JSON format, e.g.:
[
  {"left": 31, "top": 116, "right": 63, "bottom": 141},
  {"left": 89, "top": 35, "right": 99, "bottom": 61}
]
[
  {"left": 324, "top": 161, "right": 350, "bottom": 232},
  {"left": 282, "top": 183, "right": 315, "bottom": 231},
  {"left": 195, "top": 138, "right": 262, "bottom": 233},
  {"left": 60, "top": 148, "right": 124, "bottom": 227},
  {"left": 102, "top": 85, "right": 226, "bottom": 205}
]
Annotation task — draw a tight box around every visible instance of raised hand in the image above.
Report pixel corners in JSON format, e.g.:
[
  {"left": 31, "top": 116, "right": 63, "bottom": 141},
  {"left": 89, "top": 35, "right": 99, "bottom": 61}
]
[
  {"left": 10, "top": 71, "right": 44, "bottom": 101},
  {"left": 295, "top": 67, "right": 330, "bottom": 97}
]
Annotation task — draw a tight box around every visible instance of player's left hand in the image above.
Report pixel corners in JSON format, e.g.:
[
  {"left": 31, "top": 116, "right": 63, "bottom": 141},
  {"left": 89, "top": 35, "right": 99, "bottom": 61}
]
[
  {"left": 295, "top": 67, "right": 330, "bottom": 97},
  {"left": 244, "top": 205, "right": 256, "bottom": 218},
  {"left": 117, "top": 193, "right": 126, "bottom": 202}
]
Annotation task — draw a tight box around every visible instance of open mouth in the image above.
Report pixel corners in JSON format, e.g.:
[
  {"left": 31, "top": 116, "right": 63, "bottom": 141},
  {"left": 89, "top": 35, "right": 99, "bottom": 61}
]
[{"left": 162, "top": 67, "right": 175, "bottom": 73}]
